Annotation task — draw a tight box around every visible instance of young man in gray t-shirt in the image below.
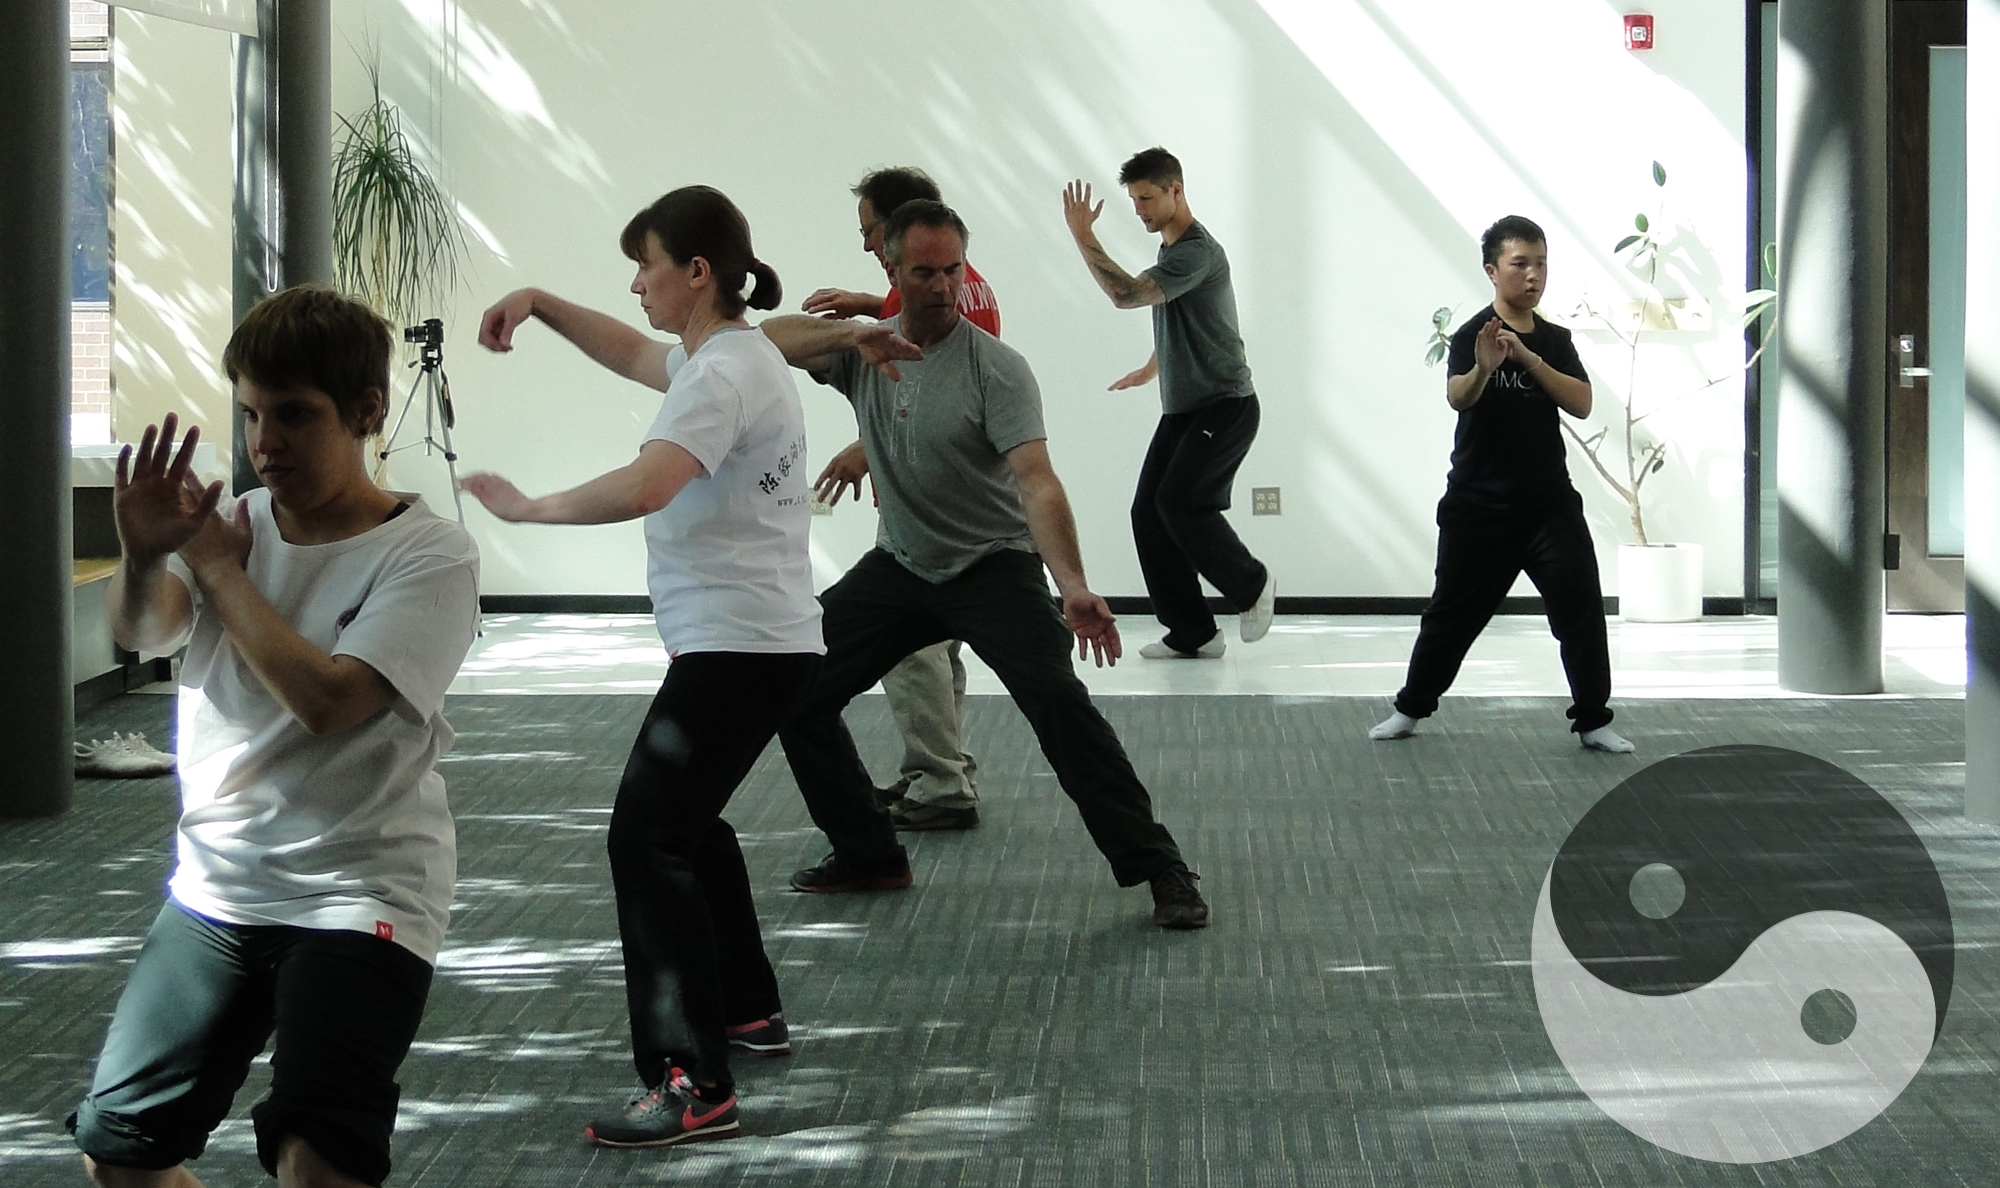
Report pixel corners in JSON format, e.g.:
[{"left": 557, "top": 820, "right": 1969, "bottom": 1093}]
[
  {"left": 761, "top": 200, "right": 1209, "bottom": 930},
  {"left": 1062, "top": 146, "right": 1275, "bottom": 659}
]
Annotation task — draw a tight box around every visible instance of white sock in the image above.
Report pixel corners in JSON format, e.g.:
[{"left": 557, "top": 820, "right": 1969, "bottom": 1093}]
[
  {"left": 1580, "top": 726, "right": 1635, "bottom": 753},
  {"left": 1369, "top": 711, "right": 1417, "bottom": 741}
]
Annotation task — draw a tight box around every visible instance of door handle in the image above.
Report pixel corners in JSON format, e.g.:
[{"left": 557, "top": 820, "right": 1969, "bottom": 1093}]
[{"left": 1899, "top": 334, "right": 1933, "bottom": 388}]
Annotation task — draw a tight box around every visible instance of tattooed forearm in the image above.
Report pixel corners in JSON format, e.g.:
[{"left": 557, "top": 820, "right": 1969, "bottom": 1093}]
[{"left": 1081, "top": 244, "right": 1162, "bottom": 308}]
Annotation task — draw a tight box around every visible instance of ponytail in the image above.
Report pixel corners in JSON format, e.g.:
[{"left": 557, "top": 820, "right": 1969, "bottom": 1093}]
[{"left": 746, "top": 259, "right": 782, "bottom": 311}]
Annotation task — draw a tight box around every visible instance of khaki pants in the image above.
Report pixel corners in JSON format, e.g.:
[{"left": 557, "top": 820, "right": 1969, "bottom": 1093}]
[{"left": 879, "top": 639, "right": 979, "bottom": 807}]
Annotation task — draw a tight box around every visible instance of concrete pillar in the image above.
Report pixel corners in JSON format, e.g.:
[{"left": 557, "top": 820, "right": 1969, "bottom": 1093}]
[
  {"left": 0, "top": 5, "right": 75, "bottom": 817},
  {"left": 1776, "top": 0, "right": 1889, "bottom": 694},
  {"left": 230, "top": 0, "right": 330, "bottom": 493},
  {"left": 1968, "top": 0, "right": 2000, "bottom": 821}
]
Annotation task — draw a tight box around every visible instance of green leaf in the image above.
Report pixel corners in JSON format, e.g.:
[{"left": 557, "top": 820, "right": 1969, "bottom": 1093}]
[
  {"left": 1650, "top": 456, "right": 1666, "bottom": 473},
  {"left": 1424, "top": 341, "right": 1448, "bottom": 367},
  {"left": 1652, "top": 160, "right": 1667, "bottom": 187},
  {"left": 1634, "top": 212, "right": 1650, "bottom": 233},
  {"left": 1432, "top": 306, "right": 1453, "bottom": 330},
  {"left": 1614, "top": 234, "right": 1642, "bottom": 254}
]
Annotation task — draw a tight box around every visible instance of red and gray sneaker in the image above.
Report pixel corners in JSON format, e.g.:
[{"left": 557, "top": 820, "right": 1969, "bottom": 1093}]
[
  {"left": 725, "top": 1012, "right": 791, "bottom": 1057},
  {"left": 789, "top": 850, "right": 913, "bottom": 893},
  {"left": 584, "top": 1068, "right": 739, "bottom": 1148}
]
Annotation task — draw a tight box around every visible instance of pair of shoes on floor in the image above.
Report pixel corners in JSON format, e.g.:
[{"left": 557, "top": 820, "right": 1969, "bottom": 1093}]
[
  {"left": 1139, "top": 634, "right": 1227, "bottom": 660},
  {"left": 74, "top": 731, "right": 175, "bottom": 777},
  {"left": 725, "top": 1013, "right": 790, "bottom": 1057},
  {"left": 586, "top": 1067, "right": 738, "bottom": 1148},
  {"left": 886, "top": 797, "right": 979, "bottom": 831},
  {"left": 1150, "top": 865, "right": 1211, "bottom": 930},
  {"left": 790, "top": 850, "right": 914, "bottom": 893},
  {"left": 1367, "top": 711, "right": 1637, "bottom": 754},
  {"left": 1240, "top": 572, "right": 1277, "bottom": 643},
  {"left": 873, "top": 776, "right": 911, "bottom": 808}
]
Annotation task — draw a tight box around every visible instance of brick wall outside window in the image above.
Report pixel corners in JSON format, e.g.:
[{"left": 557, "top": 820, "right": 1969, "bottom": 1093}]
[{"left": 72, "top": 303, "right": 111, "bottom": 418}]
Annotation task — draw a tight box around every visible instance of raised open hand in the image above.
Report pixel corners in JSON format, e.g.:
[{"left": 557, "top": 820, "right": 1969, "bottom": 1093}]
[
  {"left": 179, "top": 487, "right": 253, "bottom": 575},
  {"left": 1062, "top": 590, "right": 1123, "bottom": 668},
  {"left": 1062, "top": 180, "right": 1105, "bottom": 242},
  {"left": 1473, "top": 317, "right": 1508, "bottom": 373},
  {"left": 114, "top": 414, "right": 223, "bottom": 564}
]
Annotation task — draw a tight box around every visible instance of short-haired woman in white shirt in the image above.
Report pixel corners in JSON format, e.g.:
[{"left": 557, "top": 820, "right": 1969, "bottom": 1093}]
[{"left": 465, "top": 185, "right": 909, "bottom": 1149}]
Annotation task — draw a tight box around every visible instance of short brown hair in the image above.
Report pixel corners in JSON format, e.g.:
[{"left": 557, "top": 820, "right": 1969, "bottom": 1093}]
[
  {"left": 223, "top": 286, "right": 394, "bottom": 434},
  {"left": 1118, "top": 146, "right": 1183, "bottom": 189},
  {"left": 882, "top": 199, "right": 970, "bottom": 266}
]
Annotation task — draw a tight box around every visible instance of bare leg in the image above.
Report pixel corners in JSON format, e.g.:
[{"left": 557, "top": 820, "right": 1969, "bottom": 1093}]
[
  {"left": 275, "top": 1136, "right": 370, "bottom": 1188},
  {"left": 82, "top": 1156, "right": 205, "bottom": 1188}
]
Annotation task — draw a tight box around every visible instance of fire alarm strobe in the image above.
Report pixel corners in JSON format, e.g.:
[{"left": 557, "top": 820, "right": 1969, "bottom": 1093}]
[{"left": 1625, "top": 13, "right": 1656, "bottom": 51}]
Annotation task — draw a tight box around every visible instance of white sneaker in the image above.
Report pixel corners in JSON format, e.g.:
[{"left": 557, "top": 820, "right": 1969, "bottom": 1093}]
[
  {"left": 1138, "top": 635, "right": 1226, "bottom": 660},
  {"left": 74, "top": 731, "right": 176, "bottom": 777},
  {"left": 1239, "top": 572, "right": 1277, "bottom": 643},
  {"left": 1580, "top": 726, "right": 1636, "bottom": 754},
  {"left": 1368, "top": 711, "right": 1417, "bottom": 741}
]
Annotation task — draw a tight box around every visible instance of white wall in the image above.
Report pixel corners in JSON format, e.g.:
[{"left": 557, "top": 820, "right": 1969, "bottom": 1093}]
[
  {"left": 111, "top": 10, "right": 235, "bottom": 455},
  {"left": 124, "top": 0, "right": 1752, "bottom": 600}
]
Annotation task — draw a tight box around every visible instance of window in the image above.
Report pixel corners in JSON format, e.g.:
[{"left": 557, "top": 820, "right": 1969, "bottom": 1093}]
[{"left": 71, "top": 0, "right": 113, "bottom": 445}]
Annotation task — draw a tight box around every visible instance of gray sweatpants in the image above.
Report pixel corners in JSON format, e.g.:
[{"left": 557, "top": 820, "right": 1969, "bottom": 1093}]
[{"left": 880, "top": 639, "right": 979, "bottom": 807}]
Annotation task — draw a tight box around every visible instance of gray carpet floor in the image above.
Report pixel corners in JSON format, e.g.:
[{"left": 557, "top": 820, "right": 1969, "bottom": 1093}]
[{"left": 2, "top": 692, "right": 1989, "bottom": 1186}]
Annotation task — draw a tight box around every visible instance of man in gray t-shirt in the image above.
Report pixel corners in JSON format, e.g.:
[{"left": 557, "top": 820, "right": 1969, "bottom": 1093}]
[
  {"left": 1062, "top": 146, "right": 1274, "bottom": 660},
  {"left": 818, "top": 315, "right": 1043, "bottom": 583},
  {"left": 761, "top": 199, "right": 1209, "bottom": 931}
]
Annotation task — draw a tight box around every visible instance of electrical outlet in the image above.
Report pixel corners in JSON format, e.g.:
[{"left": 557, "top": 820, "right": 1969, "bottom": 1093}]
[{"left": 1251, "top": 487, "right": 1281, "bottom": 515}]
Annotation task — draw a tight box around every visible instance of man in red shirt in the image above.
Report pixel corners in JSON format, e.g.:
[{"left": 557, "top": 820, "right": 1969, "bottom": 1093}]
[{"left": 805, "top": 167, "right": 1000, "bottom": 832}]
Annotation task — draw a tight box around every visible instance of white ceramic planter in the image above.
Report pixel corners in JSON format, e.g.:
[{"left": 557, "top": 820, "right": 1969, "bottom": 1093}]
[{"left": 1618, "top": 542, "right": 1703, "bottom": 622}]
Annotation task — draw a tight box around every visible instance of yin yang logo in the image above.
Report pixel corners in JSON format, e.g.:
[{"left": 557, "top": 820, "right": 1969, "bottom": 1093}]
[{"left": 1532, "top": 745, "right": 1954, "bottom": 1163}]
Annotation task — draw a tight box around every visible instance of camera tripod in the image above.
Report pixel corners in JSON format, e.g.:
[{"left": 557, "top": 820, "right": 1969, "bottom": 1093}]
[{"left": 378, "top": 317, "right": 467, "bottom": 527}]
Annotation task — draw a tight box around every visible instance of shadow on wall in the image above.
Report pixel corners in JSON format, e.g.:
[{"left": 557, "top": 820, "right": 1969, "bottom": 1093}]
[
  {"left": 112, "top": 12, "right": 234, "bottom": 452},
  {"left": 338, "top": 0, "right": 1745, "bottom": 598}
]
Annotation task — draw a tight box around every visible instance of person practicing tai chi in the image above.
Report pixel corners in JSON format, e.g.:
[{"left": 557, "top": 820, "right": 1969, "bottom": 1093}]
[
  {"left": 465, "top": 186, "right": 917, "bottom": 1149},
  {"left": 762, "top": 198, "right": 1211, "bottom": 930},
  {"left": 803, "top": 166, "right": 1001, "bottom": 832},
  {"left": 1370, "top": 216, "right": 1634, "bottom": 753},
  {"left": 70, "top": 288, "right": 481, "bottom": 1188},
  {"left": 1062, "top": 146, "right": 1275, "bottom": 660}
]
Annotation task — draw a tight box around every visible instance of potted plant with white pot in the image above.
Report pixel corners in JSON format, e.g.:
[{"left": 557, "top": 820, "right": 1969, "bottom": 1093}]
[{"left": 1427, "top": 162, "right": 1774, "bottom": 622}]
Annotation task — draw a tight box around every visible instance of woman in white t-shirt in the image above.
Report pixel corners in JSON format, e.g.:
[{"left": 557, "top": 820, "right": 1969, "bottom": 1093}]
[
  {"left": 72, "top": 287, "right": 481, "bottom": 1187},
  {"left": 464, "top": 185, "right": 912, "bottom": 1149}
]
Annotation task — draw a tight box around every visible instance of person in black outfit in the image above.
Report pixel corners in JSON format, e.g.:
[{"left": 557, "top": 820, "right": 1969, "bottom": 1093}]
[
  {"left": 1371, "top": 216, "right": 1634, "bottom": 753},
  {"left": 1060, "top": 147, "right": 1275, "bottom": 659}
]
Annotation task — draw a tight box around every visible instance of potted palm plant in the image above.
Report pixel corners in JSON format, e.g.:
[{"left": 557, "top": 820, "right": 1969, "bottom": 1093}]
[{"left": 332, "top": 58, "right": 465, "bottom": 329}]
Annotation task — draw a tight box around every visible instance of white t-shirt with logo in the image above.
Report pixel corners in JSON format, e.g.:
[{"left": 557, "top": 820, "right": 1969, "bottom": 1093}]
[
  {"left": 162, "top": 490, "right": 481, "bottom": 964},
  {"left": 644, "top": 327, "right": 823, "bottom": 656}
]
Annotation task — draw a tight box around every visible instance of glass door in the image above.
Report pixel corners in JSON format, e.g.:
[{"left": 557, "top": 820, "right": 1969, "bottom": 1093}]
[{"left": 1884, "top": 1, "right": 1967, "bottom": 612}]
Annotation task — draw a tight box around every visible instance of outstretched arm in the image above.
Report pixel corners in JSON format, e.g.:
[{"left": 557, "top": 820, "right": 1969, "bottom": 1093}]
[
  {"left": 461, "top": 440, "right": 705, "bottom": 526},
  {"left": 801, "top": 287, "right": 888, "bottom": 321},
  {"left": 480, "top": 288, "right": 674, "bottom": 392},
  {"left": 759, "top": 314, "right": 921, "bottom": 377},
  {"left": 1006, "top": 440, "right": 1122, "bottom": 667},
  {"left": 1062, "top": 181, "right": 1166, "bottom": 310}
]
